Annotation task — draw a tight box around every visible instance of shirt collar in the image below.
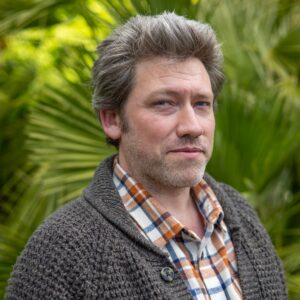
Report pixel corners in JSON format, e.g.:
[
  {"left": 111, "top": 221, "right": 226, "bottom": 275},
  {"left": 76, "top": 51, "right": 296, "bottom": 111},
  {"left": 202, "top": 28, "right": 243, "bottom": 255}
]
[{"left": 113, "top": 157, "right": 226, "bottom": 249}]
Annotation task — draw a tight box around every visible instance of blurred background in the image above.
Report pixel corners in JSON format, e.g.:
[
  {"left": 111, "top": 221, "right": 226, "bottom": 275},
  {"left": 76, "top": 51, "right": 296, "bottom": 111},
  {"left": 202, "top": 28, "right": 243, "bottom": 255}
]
[{"left": 0, "top": 0, "right": 299, "bottom": 298}]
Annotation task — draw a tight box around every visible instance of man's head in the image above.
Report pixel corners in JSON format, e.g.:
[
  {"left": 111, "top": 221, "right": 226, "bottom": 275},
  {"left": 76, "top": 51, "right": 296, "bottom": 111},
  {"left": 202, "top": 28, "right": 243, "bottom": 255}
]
[
  {"left": 92, "top": 12, "right": 224, "bottom": 147},
  {"left": 93, "top": 13, "right": 224, "bottom": 190}
]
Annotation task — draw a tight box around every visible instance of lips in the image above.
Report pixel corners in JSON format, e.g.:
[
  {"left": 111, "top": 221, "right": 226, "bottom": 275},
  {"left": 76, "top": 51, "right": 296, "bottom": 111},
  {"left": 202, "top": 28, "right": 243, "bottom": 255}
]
[
  {"left": 170, "top": 147, "right": 202, "bottom": 152},
  {"left": 168, "top": 146, "right": 206, "bottom": 154}
]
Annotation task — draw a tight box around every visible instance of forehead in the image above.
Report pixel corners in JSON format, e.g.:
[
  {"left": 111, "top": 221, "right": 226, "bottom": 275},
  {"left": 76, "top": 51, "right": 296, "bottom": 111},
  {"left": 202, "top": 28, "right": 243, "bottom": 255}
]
[{"left": 131, "top": 57, "right": 213, "bottom": 98}]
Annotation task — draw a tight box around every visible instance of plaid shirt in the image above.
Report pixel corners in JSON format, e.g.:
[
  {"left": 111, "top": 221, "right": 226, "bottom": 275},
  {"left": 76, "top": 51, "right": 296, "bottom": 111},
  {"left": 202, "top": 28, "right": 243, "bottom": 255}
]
[{"left": 113, "top": 160, "right": 243, "bottom": 299}]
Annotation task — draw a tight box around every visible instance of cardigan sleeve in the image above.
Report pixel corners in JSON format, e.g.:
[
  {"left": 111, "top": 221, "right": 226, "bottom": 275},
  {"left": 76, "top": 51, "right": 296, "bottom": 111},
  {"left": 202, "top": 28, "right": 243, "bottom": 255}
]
[{"left": 6, "top": 213, "right": 88, "bottom": 300}]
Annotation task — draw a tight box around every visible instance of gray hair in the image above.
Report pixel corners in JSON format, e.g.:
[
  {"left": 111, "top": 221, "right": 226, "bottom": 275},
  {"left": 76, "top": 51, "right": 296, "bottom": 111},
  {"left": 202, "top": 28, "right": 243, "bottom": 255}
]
[{"left": 92, "top": 12, "right": 224, "bottom": 146}]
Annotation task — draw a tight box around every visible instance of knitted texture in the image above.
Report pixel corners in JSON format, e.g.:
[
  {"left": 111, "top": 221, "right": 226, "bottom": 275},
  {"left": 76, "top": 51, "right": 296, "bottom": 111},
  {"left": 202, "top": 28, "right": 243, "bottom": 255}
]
[{"left": 6, "top": 156, "right": 287, "bottom": 299}]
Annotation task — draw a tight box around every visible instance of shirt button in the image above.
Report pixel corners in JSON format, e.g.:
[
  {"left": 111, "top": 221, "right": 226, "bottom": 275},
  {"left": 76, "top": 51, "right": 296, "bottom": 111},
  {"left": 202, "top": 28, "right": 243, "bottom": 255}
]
[{"left": 160, "top": 267, "right": 175, "bottom": 282}]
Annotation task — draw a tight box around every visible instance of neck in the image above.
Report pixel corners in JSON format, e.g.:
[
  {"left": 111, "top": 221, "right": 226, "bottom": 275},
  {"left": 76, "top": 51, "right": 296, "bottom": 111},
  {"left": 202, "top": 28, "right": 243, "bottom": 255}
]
[
  {"left": 144, "top": 181, "right": 204, "bottom": 238},
  {"left": 117, "top": 156, "right": 205, "bottom": 237},
  {"left": 143, "top": 181, "right": 192, "bottom": 212}
]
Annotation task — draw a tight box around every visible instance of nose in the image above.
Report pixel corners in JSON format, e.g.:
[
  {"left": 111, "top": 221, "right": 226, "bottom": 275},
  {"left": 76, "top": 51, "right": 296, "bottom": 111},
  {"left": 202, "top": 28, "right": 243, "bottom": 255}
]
[{"left": 176, "top": 105, "right": 204, "bottom": 138}]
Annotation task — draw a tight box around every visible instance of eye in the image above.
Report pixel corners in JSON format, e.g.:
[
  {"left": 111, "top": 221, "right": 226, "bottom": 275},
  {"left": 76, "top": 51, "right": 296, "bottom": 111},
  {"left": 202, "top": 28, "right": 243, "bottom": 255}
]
[
  {"left": 194, "top": 100, "right": 212, "bottom": 108},
  {"left": 153, "top": 99, "right": 174, "bottom": 107},
  {"left": 151, "top": 99, "right": 177, "bottom": 114}
]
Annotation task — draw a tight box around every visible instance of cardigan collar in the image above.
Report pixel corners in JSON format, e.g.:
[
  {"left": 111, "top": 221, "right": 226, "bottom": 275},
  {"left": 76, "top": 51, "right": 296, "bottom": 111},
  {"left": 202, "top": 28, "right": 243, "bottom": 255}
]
[{"left": 83, "top": 155, "right": 242, "bottom": 249}]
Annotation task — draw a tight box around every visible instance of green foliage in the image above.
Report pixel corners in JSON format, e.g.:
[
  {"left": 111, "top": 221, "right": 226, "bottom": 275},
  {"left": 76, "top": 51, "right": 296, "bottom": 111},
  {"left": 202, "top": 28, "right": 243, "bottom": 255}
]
[
  {"left": 27, "top": 48, "right": 115, "bottom": 204},
  {"left": 0, "top": 54, "right": 37, "bottom": 221},
  {"left": 99, "top": 0, "right": 200, "bottom": 22},
  {"left": 0, "top": 0, "right": 107, "bottom": 36},
  {"left": 0, "top": 0, "right": 300, "bottom": 298}
]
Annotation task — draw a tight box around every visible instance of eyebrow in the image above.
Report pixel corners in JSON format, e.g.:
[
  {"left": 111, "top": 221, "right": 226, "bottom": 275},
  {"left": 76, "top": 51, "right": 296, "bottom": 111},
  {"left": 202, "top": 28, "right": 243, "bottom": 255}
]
[{"left": 148, "top": 89, "right": 214, "bottom": 101}]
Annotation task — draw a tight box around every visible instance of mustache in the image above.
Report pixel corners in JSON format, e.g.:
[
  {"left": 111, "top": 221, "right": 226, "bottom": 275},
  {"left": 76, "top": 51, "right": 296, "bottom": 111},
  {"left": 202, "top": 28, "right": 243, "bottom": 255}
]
[{"left": 166, "top": 136, "right": 208, "bottom": 152}]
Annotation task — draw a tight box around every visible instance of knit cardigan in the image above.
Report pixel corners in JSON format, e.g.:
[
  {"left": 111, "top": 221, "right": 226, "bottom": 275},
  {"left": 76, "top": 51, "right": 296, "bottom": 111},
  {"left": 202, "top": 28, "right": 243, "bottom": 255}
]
[{"left": 6, "top": 156, "right": 287, "bottom": 300}]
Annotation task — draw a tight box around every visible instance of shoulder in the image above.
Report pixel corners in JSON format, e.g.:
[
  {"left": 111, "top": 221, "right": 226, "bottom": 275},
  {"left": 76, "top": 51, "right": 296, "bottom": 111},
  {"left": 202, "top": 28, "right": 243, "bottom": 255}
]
[
  {"left": 16, "top": 196, "right": 116, "bottom": 259},
  {"left": 32, "top": 196, "right": 110, "bottom": 245},
  {"left": 204, "top": 173, "right": 261, "bottom": 226},
  {"left": 6, "top": 197, "right": 113, "bottom": 299},
  {"left": 204, "top": 173, "right": 287, "bottom": 298},
  {"left": 203, "top": 173, "right": 275, "bottom": 252}
]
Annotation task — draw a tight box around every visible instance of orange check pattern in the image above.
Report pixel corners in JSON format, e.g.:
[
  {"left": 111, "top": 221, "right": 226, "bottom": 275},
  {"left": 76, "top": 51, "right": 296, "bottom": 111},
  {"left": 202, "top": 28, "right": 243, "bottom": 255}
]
[{"left": 113, "top": 160, "right": 243, "bottom": 299}]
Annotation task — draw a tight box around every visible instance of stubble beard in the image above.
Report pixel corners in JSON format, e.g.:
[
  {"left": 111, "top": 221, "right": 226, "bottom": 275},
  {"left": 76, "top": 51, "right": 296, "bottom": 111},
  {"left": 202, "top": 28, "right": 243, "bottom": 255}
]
[
  {"left": 121, "top": 134, "right": 210, "bottom": 190},
  {"left": 146, "top": 156, "right": 207, "bottom": 188},
  {"left": 119, "top": 115, "right": 211, "bottom": 190}
]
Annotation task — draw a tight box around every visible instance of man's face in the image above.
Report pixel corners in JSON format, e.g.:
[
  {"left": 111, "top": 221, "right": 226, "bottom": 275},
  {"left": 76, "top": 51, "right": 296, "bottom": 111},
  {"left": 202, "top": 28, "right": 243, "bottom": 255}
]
[{"left": 116, "top": 57, "right": 215, "bottom": 190}]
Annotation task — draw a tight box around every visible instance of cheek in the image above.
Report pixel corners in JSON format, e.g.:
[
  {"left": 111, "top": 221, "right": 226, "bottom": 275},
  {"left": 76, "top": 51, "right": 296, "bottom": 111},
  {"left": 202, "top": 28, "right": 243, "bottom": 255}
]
[
  {"left": 207, "top": 116, "right": 215, "bottom": 135},
  {"left": 209, "top": 122, "right": 215, "bottom": 138},
  {"left": 137, "top": 115, "right": 174, "bottom": 141}
]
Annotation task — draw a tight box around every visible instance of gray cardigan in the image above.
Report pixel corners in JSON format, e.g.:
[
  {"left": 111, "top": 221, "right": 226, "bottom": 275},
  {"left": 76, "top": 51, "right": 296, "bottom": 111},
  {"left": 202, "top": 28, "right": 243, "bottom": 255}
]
[{"left": 6, "top": 156, "right": 287, "bottom": 299}]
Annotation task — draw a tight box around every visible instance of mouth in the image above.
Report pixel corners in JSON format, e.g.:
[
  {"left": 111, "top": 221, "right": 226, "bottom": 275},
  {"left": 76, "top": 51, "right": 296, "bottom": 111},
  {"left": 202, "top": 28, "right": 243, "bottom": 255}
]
[
  {"left": 167, "top": 147, "right": 206, "bottom": 159},
  {"left": 168, "top": 147, "right": 205, "bottom": 153}
]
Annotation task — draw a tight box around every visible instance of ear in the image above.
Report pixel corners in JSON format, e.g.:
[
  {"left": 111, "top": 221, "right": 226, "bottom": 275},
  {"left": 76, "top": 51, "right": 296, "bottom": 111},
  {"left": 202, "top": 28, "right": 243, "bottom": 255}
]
[{"left": 99, "top": 110, "right": 122, "bottom": 140}]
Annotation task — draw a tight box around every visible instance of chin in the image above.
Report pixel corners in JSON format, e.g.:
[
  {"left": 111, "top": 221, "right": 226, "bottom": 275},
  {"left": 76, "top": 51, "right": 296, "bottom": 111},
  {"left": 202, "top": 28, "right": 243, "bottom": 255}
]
[
  {"left": 170, "top": 178, "right": 202, "bottom": 188},
  {"left": 168, "top": 169, "right": 205, "bottom": 188}
]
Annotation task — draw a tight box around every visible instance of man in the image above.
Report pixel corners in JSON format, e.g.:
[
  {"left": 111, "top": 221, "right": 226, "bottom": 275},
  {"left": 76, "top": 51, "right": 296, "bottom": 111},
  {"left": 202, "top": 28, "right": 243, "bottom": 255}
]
[{"left": 7, "top": 13, "right": 287, "bottom": 299}]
